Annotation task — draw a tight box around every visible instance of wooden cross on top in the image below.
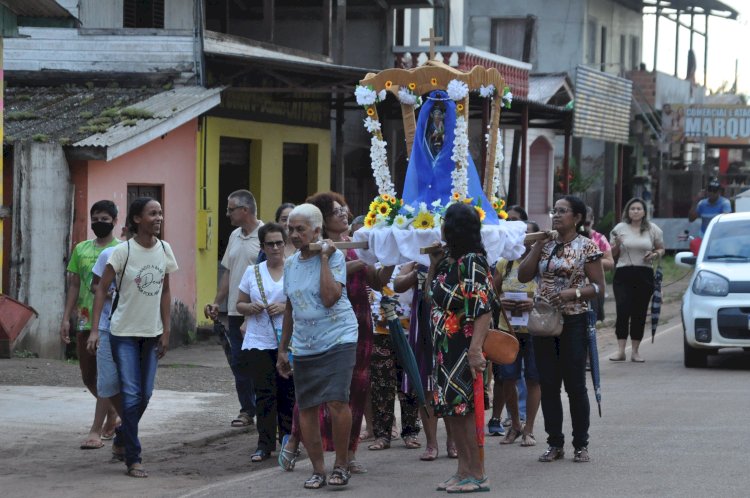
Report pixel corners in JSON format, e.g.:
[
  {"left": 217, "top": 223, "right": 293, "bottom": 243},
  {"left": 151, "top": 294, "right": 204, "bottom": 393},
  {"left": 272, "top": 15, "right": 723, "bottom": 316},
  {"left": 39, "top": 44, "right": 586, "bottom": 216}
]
[{"left": 421, "top": 27, "right": 443, "bottom": 60}]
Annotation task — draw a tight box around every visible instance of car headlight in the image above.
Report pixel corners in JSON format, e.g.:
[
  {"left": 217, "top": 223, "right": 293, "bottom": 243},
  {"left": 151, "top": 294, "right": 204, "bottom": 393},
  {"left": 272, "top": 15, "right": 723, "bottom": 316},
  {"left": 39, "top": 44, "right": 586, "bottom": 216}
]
[{"left": 692, "top": 270, "right": 729, "bottom": 296}]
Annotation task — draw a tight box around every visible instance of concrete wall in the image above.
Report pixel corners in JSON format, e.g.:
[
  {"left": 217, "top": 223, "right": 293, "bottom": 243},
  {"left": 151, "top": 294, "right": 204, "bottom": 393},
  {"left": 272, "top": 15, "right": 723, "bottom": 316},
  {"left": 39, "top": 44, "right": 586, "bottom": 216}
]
[
  {"left": 585, "top": 0, "right": 643, "bottom": 75},
  {"left": 3, "top": 27, "right": 195, "bottom": 74},
  {"left": 465, "top": 0, "right": 585, "bottom": 74},
  {"left": 11, "top": 143, "right": 72, "bottom": 359},
  {"left": 85, "top": 120, "right": 198, "bottom": 316},
  {"left": 79, "top": 0, "right": 193, "bottom": 30}
]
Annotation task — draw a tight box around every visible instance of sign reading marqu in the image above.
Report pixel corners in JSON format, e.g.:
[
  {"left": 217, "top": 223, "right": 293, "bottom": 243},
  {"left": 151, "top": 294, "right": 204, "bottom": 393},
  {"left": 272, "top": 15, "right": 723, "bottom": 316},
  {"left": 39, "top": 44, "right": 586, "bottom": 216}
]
[{"left": 664, "top": 104, "right": 750, "bottom": 146}]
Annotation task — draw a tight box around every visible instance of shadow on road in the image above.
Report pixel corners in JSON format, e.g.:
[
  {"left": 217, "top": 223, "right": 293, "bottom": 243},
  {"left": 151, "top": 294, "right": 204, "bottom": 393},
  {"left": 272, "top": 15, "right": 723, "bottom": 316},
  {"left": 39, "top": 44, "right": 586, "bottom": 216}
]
[{"left": 707, "top": 348, "right": 750, "bottom": 370}]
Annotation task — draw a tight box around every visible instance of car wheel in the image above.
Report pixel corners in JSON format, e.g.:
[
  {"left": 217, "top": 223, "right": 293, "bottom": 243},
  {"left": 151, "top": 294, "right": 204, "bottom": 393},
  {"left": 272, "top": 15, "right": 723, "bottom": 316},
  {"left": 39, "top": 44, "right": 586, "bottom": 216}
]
[{"left": 684, "top": 335, "right": 710, "bottom": 368}]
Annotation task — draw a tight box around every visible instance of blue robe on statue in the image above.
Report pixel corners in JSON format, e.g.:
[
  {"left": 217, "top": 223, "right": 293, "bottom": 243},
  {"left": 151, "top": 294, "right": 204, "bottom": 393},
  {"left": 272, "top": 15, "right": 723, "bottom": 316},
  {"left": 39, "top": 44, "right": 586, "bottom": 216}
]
[{"left": 402, "top": 90, "right": 499, "bottom": 224}]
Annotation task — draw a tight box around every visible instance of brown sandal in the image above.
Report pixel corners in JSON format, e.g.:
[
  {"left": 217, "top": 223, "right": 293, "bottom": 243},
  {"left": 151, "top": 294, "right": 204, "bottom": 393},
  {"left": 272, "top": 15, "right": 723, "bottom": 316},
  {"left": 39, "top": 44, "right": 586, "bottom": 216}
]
[
  {"left": 420, "top": 446, "right": 438, "bottom": 461},
  {"left": 520, "top": 433, "right": 537, "bottom": 447},
  {"left": 368, "top": 437, "right": 391, "bottom": 451},
  {"left": 447, "top": 443, "right": 458, "bottom": 459},
  {"left": 403, "top": 435, "right": 422, "bottom": 449},
  {"left": 500, "top": 427, "right": 522, "bottom": 445}
]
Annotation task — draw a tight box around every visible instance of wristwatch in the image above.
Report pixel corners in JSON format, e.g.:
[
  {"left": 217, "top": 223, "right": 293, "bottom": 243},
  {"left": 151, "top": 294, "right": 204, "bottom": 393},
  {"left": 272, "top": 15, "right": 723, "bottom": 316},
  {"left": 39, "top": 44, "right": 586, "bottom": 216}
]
[{"left": 575, "top": 288, "right": 582, "bottom": 301}]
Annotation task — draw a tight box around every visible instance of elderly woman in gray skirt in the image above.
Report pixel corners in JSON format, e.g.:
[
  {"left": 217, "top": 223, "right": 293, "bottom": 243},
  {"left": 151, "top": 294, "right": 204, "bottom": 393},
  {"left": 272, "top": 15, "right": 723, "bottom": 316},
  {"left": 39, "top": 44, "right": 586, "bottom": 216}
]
[{"left": 277, "top": 203, "right": 358, "bottom": 490}]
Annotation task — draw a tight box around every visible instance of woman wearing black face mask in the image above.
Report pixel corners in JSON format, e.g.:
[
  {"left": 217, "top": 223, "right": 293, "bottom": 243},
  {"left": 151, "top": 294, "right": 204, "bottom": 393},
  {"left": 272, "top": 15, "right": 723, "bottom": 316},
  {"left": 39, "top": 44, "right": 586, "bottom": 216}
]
[{"left": 59, "top": 200, "right": 121, "bottom": 451}]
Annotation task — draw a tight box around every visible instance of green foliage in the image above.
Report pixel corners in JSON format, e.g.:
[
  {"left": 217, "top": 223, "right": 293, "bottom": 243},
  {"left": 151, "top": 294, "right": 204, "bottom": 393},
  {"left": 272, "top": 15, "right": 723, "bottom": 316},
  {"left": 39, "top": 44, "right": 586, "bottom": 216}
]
[
  {"left": 6, "top": 111, "right": 39, "bottom": 121},
  {"left": 87, "top": 116, "right": 113, "bottom": 126},
  {"left": 13, "top": 349, "right": 38, "bottom": 358},
  {"left": 121, "top": 119, "right": 138, "bottom": 127},
  {"left": 120, "top": 107, "right": 154, "bottom": 120},
  {"left": 597, "top": 210, "right": 615, "bottom": 240},
  {"left": 17, "top": 94, "right": 32, "bottom": 102},
  {"left": 79, "top": 124, "right": 109, "bottom": 134},
  {"left": 79, "top": 111, "right": 94, "bottom": 119},
  {"left": 59, "top": 137, "right": 72, "bottom": 146},
  {"left": 32, "top": 134, "right": 49, "bottom": 143},
  {"left": 99, "top": 107, "right": 120, "bottom": 118}
]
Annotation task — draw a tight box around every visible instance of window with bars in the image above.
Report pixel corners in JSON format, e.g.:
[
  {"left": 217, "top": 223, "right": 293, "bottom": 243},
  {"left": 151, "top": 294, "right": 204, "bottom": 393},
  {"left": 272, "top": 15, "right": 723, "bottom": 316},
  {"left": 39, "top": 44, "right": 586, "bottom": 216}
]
[{"left": 123, "top": 0, "right": 165, "bottom": 29}]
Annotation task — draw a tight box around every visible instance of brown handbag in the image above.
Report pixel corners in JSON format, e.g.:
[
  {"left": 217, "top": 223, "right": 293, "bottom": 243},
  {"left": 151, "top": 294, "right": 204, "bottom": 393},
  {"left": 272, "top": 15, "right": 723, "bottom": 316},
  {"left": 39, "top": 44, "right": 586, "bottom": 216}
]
[{"left": 483, "top": 307, "right": 519, "bottom": 365}]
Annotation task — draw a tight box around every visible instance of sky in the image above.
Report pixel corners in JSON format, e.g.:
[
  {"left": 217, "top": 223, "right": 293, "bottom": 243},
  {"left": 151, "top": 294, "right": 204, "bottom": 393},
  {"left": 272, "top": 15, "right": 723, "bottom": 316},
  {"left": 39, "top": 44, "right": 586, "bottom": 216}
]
[{"left": 642, "top": 0, "right": 749, "bottom": 95}]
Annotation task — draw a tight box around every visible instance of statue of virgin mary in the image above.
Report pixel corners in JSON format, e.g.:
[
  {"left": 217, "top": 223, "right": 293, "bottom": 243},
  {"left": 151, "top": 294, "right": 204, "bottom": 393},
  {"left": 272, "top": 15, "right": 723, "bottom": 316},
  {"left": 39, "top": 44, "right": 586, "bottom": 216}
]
[{"left": 402, "top": 90, "right": 499, "bottom": 224}]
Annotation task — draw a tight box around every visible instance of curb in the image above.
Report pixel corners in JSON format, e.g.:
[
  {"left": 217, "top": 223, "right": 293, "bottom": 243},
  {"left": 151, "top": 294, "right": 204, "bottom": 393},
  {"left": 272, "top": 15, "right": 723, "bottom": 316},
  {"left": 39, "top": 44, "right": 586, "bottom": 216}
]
[{"left": 156, "top": 425, "right": 255, "bottom": 454}]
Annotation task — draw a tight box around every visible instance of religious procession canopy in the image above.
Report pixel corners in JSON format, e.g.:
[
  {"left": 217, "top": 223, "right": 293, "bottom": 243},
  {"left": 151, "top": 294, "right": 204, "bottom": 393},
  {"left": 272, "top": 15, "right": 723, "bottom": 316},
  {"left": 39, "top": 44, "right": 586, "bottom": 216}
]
[{"left": 351, "top": 38, "right": 526, "bottom": 266}]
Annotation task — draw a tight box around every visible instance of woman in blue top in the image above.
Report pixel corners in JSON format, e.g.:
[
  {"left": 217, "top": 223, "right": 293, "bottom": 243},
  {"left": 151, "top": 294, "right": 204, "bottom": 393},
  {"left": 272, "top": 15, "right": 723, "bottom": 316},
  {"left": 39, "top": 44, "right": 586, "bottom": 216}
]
[{"left": 276, "top": 203, "right": 358, "bottom": 489}]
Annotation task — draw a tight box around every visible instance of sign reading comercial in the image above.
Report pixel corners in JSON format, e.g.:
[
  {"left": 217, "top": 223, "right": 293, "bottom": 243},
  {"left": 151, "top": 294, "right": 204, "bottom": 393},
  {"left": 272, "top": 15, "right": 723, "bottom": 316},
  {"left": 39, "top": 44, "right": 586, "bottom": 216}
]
[
  {"left": 573, "top": 65, "right": 632, "bottom": 144},
  {"left": 665, "top": 104, "right": 750, "bottom": 146}
]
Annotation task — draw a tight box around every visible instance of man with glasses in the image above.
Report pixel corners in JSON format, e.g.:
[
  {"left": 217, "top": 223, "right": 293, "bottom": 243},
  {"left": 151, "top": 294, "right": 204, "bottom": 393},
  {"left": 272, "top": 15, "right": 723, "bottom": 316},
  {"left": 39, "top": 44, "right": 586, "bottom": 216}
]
[
  {"left": 689, "top": 179, "right": 731, "bottom": 237},
  {"left": 206, "top": 189, "right": 263, "bottom": 428}
]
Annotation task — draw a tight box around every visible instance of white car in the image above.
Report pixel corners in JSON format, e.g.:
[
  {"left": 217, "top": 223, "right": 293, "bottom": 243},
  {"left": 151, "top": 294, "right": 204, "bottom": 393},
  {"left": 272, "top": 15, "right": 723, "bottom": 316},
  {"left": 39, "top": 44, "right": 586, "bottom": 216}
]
[{"left": 676, "top": 212, "right": 750, "bottom": 368}]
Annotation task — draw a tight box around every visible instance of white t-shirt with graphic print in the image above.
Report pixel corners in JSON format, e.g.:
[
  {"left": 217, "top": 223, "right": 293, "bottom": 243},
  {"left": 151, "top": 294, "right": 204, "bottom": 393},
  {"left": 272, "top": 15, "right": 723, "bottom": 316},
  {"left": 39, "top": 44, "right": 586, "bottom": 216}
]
[{"left": 108, "top": 239, "right": 179, "bottom": 337}]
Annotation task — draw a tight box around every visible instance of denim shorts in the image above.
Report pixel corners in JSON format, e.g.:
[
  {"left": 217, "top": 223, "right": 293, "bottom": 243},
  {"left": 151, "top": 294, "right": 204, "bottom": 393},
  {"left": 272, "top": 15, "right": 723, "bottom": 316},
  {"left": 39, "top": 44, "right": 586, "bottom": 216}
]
[
  {"left": 96, "top": 328, "right": 120, "bottom": 398},
  {"left": 493, "top": 334, "right": 539, "bottom": 382}
]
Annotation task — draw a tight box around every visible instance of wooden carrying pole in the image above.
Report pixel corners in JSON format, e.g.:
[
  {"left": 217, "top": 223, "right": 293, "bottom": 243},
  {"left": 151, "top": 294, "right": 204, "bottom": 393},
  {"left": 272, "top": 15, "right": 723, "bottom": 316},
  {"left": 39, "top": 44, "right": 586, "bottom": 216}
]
[
  {"left": 419, "top": 231, "right": 558, "bottom": 255},
  {"left": 483, "top": 95, "right": 503, "bottom": 195},
  {"left": 308, "top": 241, "right": 369, "bottom": 252}
]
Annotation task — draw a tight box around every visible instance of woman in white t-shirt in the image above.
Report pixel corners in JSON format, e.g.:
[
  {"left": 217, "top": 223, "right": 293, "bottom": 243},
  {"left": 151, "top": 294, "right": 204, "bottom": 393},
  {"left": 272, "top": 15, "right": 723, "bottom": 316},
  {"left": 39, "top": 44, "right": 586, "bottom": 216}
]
[
  {"left": 610, "top": 198, "right": 664, "bottom": 362},
  {"left": 89, "top": 197, "right": 178, "bottom": 478},
  {"left": 236, "top": 223, "right": 295, "bottom": 463}
]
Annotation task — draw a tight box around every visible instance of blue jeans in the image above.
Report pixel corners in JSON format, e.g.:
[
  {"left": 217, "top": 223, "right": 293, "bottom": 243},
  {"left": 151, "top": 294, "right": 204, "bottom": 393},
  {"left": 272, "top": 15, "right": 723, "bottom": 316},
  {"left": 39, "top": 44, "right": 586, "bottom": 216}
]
[
  {"left": 227, "top": 316, "right": 256, "bottom": 417},
  {"left": 533, "top": 313, "right": 590, "bottom": 449},
  {"left": 110, "top": 335, "right": 159, "bottom": 467}
]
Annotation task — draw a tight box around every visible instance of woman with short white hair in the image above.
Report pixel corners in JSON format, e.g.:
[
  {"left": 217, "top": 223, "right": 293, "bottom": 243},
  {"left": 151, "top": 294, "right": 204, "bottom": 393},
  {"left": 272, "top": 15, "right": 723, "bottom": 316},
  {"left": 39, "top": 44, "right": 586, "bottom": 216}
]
[{"left": 277, "top": 203, "right": 358, "bottom": 489}]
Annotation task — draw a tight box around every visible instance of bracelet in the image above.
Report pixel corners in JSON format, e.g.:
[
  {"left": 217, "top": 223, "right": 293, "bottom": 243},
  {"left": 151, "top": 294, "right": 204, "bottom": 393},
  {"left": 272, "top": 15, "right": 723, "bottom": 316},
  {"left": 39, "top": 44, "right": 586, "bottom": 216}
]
[{"left": 591, "top": 282, "right": 600, "bottom": 295}]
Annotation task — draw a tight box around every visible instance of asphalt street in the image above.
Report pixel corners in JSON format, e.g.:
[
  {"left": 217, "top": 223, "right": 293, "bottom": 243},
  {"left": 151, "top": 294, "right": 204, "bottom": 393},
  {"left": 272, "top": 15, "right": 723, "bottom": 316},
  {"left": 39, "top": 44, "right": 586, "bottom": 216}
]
[
  {"left": 2, "top": 311, "right": 749, "bottom": 497},
  {"left": 181, "top": 317, "right": 750, "bottom": 497}
]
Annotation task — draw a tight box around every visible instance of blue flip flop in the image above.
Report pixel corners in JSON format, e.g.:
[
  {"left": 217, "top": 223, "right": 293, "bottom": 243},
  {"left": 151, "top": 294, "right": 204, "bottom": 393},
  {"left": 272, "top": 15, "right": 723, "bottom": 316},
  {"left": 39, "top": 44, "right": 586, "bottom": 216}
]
[{"left": 278, "top": 434, "right": 300, "bottom": 471}]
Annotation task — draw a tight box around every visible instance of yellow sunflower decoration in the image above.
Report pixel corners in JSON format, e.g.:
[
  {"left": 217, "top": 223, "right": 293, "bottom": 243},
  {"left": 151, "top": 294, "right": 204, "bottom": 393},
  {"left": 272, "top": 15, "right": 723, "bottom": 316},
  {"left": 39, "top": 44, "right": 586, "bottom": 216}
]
[
  {"left": 474, "top": 206, "right": 486, "bottom": 222},
  {"left": 408, "top": 82, "right": 417, "bottom": 90},
  {"left": 376, "top": 202, "right": 392, "bottom": 217},
  {"left": 413, "top": 211, "right": 435, "bottom": 230}
]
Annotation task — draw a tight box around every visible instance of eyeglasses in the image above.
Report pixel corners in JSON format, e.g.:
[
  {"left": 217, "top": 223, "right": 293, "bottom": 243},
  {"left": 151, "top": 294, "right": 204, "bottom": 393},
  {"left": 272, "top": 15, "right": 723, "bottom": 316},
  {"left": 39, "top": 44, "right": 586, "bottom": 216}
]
[
  {"left": 584, "top": 221, "right": 592, "bottom": 226},
  {"left": 264, "top": 240, "right": 285, "bottom": 248},
  {"left": 332, "top": 207, "right": 348, "bottom": 216},
  {"left": 549, "top": 208, "right": 573, "bottom": 216},
  {"left": 226, "top": 206, "right": 244, "bottom": 214}
]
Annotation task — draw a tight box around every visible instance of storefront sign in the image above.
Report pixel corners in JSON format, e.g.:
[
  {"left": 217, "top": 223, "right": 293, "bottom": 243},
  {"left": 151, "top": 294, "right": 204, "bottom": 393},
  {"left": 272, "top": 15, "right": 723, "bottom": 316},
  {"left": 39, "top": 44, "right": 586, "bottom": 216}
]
[{"left": 665, "top": 104, "right": 750, "bottom": 146}]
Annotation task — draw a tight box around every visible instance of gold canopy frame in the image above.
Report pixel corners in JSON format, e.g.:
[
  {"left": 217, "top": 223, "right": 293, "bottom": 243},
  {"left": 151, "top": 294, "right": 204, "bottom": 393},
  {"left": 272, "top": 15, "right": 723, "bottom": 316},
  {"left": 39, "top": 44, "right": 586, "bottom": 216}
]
[{"left": 358, "top": 60, "right": 506, "bottom": 198}]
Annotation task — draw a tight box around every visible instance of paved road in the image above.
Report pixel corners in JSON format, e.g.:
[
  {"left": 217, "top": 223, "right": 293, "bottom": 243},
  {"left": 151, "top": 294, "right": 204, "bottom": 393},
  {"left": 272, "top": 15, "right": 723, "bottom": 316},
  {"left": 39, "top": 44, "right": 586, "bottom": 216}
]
[
  {"left": 2, "top": 311, "right": 749, "bottom": 497},
  {"left": 182, "top": 316, "right": 750, "bottom": 498}
]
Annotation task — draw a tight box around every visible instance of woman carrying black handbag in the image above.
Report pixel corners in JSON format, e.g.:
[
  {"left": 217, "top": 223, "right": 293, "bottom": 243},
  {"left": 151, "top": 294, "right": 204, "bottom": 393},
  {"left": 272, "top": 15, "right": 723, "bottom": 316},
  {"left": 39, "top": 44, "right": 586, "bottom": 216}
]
[{"left": 517, "top": 195, "right": 605, "bottom": 465}]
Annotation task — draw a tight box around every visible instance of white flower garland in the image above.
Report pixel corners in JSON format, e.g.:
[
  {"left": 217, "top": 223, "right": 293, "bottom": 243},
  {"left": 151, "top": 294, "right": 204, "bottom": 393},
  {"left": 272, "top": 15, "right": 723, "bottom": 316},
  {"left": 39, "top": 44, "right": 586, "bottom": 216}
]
[
  {"left": 447, "top": 79, "right": 469, "bottom": 101},
  {"left": 479, "top": 84, "right": 495, "bottom": 98},
  {"left": 502, "top": 87, "right": 513, "bottom": 109},
  {"left": 363, "top": 116, "right": 381, "bottom": 133},
  {"left": 355, "top": 85, "right": 377, "bottom": 106},
  {"left": 397, "top": 87, "right": 421, "bottom": 107},
  {"left": 369, "top": 135, "right": 395, "bottom": 197},
  {"left": 450, "top": 115, "right": 469, "bottom": 199},
  {"left": 493, "top": 131, "right": 504, "bottom": 197}
]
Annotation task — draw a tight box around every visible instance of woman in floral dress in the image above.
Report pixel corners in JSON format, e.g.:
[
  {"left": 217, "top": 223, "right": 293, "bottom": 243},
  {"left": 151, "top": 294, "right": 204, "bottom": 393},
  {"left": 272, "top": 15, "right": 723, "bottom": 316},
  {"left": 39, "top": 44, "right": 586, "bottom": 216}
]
[{"left": 427, "top": 203, "right": 495, "bottom": 493}]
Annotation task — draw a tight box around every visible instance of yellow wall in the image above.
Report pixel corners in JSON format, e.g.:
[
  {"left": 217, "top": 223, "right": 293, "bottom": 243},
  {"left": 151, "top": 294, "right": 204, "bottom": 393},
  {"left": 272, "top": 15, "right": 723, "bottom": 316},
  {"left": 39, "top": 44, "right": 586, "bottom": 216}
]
[{"left": 195, "top": 116, "right": 331, "bottom": 324}]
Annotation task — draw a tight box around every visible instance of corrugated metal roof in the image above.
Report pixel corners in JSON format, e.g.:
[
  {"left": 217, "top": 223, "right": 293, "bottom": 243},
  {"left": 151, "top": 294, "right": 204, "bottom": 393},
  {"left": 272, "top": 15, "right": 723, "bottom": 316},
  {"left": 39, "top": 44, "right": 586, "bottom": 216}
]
[
  {"left": 74, "top": 86, "right": 223, "bottom": 161},
  {"left": 0, "top": 0, "right": 76, "bottom": 18},
  {"left": 528, "top": 74, "right": 573, "bottom": 105},
  {"left": 573, "top": 66, "right": 632, "bottom": 144}
]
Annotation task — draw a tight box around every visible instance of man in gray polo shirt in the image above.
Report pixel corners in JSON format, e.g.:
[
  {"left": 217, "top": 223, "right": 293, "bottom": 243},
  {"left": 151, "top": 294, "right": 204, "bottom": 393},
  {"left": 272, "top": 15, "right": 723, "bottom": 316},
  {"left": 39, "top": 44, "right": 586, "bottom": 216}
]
[{"left": 206, "top": 189, "right": 263, "bottom": 427}]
